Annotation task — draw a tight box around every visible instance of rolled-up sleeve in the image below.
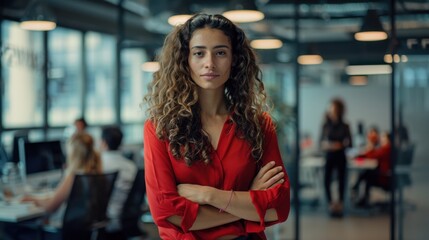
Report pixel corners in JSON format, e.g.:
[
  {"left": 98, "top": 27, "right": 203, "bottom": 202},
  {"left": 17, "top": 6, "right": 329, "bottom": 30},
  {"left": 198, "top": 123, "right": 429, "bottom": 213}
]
[
  {"left": 144, "top": 121, "right": 199, "bottom": 232},
  {"left": 245, "top": 114, "right": 291, "bottom": 232}
]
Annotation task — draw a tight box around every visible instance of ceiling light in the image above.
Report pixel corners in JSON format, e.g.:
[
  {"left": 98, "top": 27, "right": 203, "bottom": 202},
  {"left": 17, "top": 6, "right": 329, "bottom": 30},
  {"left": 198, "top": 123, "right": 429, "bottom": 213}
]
[
  {"left": 384, "top": 54, "right": 407, "bottom": 63},
  {"left": 297, "top": 55, "right": 323, "bottom": 65},
  {"left": 141, "top": 62, "right": 160, "bottom": 72},
  {"left": 354, "top": 9, "right": 387, "bottom": 41},
  {"left": 384, "top": 54, "right": 393, "bottom": 63},
  {"left": 20, "top": 1, "right": 56, "bottom": 31},
  {"left": 346, "top": 64, "right": 392, "bottom": 75},
  {"left": 223, "top": 0, "right": 264, "bottom": 23},
  {"left": 349, "top": 76, "right": 368, "bottom": 86},
  {"left": 250, "top": 39, "right": 283, "bottom": 49},
  {"left": 168, "top": 14, "right": 192, "bottom": 26},
  {"left": 298, "top": 44, "right": 323, "bottom": 65}
]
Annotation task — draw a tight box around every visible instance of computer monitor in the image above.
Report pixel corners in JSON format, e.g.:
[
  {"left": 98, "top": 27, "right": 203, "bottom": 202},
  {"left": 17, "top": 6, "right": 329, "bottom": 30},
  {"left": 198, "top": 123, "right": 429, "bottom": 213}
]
[
  {"left": 11, "top": 130, "right": 29, "bottom": 163},
  {"left": 0, "top": 143, "right": 9, "bottom": 177},
  {"left": 18, "top": 140, "right": 66, "bottom": 189}
]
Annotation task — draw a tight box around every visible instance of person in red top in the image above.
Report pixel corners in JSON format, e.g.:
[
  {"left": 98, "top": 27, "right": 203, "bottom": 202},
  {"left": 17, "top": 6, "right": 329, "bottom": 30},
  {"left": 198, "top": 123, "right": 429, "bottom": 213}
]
[
  {"left": 352, "top": 131, "right": 391, "bottom": 207},
  {"left": 143, "top": 13, "right": 290, "bottom": 239}
]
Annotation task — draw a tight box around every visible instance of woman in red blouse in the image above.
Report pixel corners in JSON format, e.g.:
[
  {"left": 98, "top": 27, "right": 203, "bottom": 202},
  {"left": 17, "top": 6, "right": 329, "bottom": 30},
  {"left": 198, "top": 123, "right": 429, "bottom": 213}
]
[
  {"left": 352, "top": 132, "right": 392, "bottom": 207},
  {"left": 143, "top": 13, "right": 290, "bottom": 239}
]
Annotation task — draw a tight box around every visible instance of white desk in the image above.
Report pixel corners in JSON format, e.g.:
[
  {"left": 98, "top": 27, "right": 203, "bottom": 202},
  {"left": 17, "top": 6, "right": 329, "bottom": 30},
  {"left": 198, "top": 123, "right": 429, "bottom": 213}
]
[
  {"left": 301, "top": 156, "right": 377, "bottom": 170},
  {"left": 0, "top": 201, "right": 45, "bottom": 222},
  {"left": 300, "top": 156, "right": 378, "bottom": 211}
]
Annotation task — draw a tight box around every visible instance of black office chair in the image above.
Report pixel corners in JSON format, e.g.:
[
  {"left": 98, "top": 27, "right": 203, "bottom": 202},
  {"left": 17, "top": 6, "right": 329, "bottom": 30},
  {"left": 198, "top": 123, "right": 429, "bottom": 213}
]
[
  {"left": 396, "top": 143, "right": 415, "bottom": 188},
  {"left": 371, "top": 143, "right": 416, "bottom": 212},
  {"left": 105, "top": 169, "right": 147, "bottom": 240},
  {"left": 40, "top": 172, "right": 118, "bottom": 240}
]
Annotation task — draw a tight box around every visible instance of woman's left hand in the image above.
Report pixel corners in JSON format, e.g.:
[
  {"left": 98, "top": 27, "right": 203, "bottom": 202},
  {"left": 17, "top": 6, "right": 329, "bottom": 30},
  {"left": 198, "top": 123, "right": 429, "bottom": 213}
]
[{"left": 177, "top": 184, "right": 214, "bottom": 204}]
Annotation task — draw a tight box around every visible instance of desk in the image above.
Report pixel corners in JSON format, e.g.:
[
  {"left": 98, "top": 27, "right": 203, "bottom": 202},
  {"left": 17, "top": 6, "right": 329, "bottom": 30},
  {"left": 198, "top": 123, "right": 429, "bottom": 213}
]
[
  {"left": 301, "top": 156, "right": 377, "bottom": 170},
  {"left": 0, "top": 201, "right": 45, "bottom": 223},
  {"left": 300, "top": 156, "right": 377, "bottom": 211}
]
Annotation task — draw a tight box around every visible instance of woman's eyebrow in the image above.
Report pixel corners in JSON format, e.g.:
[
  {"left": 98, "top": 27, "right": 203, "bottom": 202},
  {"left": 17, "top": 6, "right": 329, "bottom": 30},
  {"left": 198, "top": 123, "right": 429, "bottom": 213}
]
[{"left": 191, "top": 45, "right": 230, "bottom": 49}]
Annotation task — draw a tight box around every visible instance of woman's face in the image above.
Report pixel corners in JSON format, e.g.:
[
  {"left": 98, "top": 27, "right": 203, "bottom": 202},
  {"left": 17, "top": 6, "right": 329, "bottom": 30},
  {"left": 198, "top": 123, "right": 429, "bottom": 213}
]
[
  {"left": 380, "top": 133, "right": 389, "bottom": 146},
  {"left": 188, "top": 27, "right": 233, "bottom": 91},
  {"left": 367, "top": 129, "right": 379, "bottom": 145},
  {"left": 328, "top": 104, "right": 338, "bottom": 121}
]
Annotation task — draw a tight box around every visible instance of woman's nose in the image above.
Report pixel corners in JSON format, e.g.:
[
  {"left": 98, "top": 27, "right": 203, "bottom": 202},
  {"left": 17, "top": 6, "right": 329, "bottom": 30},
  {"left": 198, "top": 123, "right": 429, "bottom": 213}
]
[{"left": 204, "top": 55, "right": 215, "bottom": 69}]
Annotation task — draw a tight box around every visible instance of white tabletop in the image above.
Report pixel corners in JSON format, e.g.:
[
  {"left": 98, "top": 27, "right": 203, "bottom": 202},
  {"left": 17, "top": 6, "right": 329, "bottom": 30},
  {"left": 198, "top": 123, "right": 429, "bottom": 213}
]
[
  {"left": 0, "top": 201, "right": 45, "bottom": 223},
  {"left": 301, "top": 156, "right": 378, "bottom": 170}
]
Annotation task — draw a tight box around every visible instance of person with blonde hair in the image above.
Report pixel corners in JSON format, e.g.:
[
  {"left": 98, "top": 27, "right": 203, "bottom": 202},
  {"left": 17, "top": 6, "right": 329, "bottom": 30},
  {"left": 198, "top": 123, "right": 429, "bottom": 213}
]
[
  {"left": 22, "top": 132, "right": 102, "bottom": 213},
  {"left": 144, "top": 13, "right": 290, "bottom": 239}
]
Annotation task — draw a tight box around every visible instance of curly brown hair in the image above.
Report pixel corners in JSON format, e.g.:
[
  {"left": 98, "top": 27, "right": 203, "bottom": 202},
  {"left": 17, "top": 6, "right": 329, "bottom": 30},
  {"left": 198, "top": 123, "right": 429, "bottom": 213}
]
[{"left": 145, "top": 13, "right": 268, "bottom": 165}]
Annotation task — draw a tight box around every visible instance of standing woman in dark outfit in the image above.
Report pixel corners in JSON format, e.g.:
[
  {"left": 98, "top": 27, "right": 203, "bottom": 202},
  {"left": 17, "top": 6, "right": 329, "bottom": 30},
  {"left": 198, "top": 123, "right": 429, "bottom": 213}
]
[{"left": 320, "top": 98, "right": 352, "bottom": 217}]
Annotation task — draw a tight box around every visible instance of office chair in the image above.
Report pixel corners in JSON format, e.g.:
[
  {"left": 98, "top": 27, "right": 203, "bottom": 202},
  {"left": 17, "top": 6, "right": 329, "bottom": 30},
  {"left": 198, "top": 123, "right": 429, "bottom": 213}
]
[
  {"left": 371, "top": 143, "right": 416, "bottom": 212},
  {"left": 396, "top": 143, "right": 415, "bottom": 188},
  {"left": 105, "top": 169, "right": 147, "bottom": 240},
  {"left": 41, "top": 172, "right": 118, "bottom": 240}
]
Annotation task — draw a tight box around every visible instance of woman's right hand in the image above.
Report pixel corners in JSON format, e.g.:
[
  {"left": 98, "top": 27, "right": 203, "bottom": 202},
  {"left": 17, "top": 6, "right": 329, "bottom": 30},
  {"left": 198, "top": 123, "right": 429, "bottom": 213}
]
[{"left": 250, "top": 161, "right": 284, "bottom": 190}]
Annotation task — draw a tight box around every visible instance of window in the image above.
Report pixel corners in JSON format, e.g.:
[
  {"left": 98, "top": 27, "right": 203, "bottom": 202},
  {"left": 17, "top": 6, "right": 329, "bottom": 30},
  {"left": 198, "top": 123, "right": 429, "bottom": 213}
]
[
  {"left": 85, "top": 32, "right": 116, "bottom": 124},
  {"left": 1, "top": 20, "right": 44, "bottom": 128},
  {"left": 48, "top": 27, "right": 83, "bottom": 126},
  {"left": 120, "top": 48, "right": 148, "bottom": 123}
]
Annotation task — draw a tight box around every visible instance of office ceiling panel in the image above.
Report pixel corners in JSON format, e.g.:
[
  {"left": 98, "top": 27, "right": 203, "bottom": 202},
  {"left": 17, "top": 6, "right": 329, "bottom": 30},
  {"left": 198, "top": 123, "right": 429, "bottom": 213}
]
[{"left": 2, "top": 0, "right": 428, "bottom": 64}]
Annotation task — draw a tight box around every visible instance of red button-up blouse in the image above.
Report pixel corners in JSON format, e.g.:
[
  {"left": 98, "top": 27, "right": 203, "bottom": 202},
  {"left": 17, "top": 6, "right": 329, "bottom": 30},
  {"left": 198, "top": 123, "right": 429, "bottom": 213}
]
[{"left": 144, "top": 113, "right": 290, "bottom": 240}]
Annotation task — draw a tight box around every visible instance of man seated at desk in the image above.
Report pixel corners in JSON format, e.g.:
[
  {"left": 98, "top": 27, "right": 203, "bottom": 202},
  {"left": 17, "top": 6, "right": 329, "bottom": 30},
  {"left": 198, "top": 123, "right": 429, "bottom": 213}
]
[{"left": 351, "top": 131, "right": 391, "bottom": 207}]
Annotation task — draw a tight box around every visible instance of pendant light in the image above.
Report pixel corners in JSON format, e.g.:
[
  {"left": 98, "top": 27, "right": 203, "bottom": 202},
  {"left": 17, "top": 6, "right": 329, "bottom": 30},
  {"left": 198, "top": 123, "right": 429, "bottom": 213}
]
[
  {"left": 20, "top": 0, "right": 57, "bottom": 31},
  {"left": 354, "top": 9, "right": 387, "bottom": 41},
  {"left": 223, "top": 0, "right": 264, "bottom": 23},
  {"left": 167, "top": 0, "right": 193, "bottom": 26},
  {"left": 250, "top": 39, "right": 283, "bottom": 49},
  {"left": 298, "top": 45, "right": 323, "bottom": 65}
]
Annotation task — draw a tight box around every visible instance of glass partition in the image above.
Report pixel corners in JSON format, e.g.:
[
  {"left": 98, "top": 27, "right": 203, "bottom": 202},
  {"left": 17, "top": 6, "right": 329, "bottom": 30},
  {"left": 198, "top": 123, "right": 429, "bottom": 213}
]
[{"left": 395, "top": 55, "right": 429, "bottom": 240}]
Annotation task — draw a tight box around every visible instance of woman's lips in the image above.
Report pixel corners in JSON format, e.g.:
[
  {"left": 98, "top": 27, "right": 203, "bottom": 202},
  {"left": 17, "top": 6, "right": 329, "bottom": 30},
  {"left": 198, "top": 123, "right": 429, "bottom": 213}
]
[{"left": 200, "top": 73, "right": 220, "bottom": 80}]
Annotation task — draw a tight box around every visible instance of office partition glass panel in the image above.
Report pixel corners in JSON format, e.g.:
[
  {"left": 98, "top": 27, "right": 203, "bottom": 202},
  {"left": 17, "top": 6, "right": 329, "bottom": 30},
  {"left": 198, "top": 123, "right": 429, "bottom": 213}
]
[
  {"left": 1, "top": 20, "right": 44, "bottom": 128},
  {"left": 48, "top": 27, "right": 83, "bottom": 126},
  {"left": 395, "top": 55, "right": 429, "bottom": 240},
  {"left": 120, "top": 48, "right": 147, "bottom": 123},
  {"left": 261, "top": 65, "right": 297, "bottom": 240},
  {"left": 85, "top": 32, "right": 115, "bottom": 125}
]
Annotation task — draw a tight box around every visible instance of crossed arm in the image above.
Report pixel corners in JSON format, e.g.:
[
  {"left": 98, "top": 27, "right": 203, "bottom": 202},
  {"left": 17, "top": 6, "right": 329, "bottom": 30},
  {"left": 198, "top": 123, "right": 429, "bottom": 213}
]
[{"left": 168, "top": 161, "right": 285, "bottom": 230}]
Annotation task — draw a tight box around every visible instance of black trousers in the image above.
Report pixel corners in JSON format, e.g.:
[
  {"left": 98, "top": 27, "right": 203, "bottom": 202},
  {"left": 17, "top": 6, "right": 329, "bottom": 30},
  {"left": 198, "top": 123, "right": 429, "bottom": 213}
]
[
  {"left": 234, "top": 236, "right": 252, "bottom": 240},
  {"left": 324, "top": 151, "right": 347, "bottom": 203}
]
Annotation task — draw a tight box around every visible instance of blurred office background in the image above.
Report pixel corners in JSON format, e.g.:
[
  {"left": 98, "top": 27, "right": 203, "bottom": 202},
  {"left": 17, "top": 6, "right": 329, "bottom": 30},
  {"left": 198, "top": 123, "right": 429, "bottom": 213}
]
[{"left": 1, "top": 0, "right": 428, "bottom": 239}]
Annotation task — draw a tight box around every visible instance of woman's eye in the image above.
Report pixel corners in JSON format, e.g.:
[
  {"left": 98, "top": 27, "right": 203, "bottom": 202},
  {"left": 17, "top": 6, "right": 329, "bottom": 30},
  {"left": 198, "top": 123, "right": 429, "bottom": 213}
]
[
  {"left": 193, "top": 51, "right": 204, "bottom": 57},
  {"left": 217, "top": 51, "right": 226, "bottom": 56}
]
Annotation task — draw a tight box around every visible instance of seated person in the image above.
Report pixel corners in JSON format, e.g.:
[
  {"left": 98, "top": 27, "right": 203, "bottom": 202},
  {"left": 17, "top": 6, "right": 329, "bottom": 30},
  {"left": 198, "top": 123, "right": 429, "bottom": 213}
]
[
  {"left": 352, "top": 131, "right": 391, "bottom": 207},
  {"left": 4, "top": 132, "right": 101, "bottom": 240},
  {"left": 21, "top": 132, "right": 102, "bottom": 223},
  {"left": 364, "top": 126, "right": 380, "bottom": 151},
  {"left": 99, "top": 126, "right": 137, "bottom": 231},
  {"left": 74, "top": 117, "right": 88, "bottom": 134}
]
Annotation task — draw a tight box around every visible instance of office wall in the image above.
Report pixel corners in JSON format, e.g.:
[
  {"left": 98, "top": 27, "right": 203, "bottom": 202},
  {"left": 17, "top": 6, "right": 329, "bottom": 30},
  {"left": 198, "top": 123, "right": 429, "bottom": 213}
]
[{"left": 300, "top": 84, "right": 391, "bottom": 144}]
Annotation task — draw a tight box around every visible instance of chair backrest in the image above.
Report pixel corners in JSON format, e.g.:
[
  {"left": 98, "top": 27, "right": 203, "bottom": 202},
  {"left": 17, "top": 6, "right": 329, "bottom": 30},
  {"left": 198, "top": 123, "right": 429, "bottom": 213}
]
[
  {"left": 396, "top": 143, "right": 415, "bottom": 188},
  {"left": 120, "top": 169, "right": 146, "bottom": 235},
  {"left": 396, "top": 143, "right": 415, "bottom": 166},
  {"left": 62, "top": 172, "right": 118, "bottom": 239}
]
